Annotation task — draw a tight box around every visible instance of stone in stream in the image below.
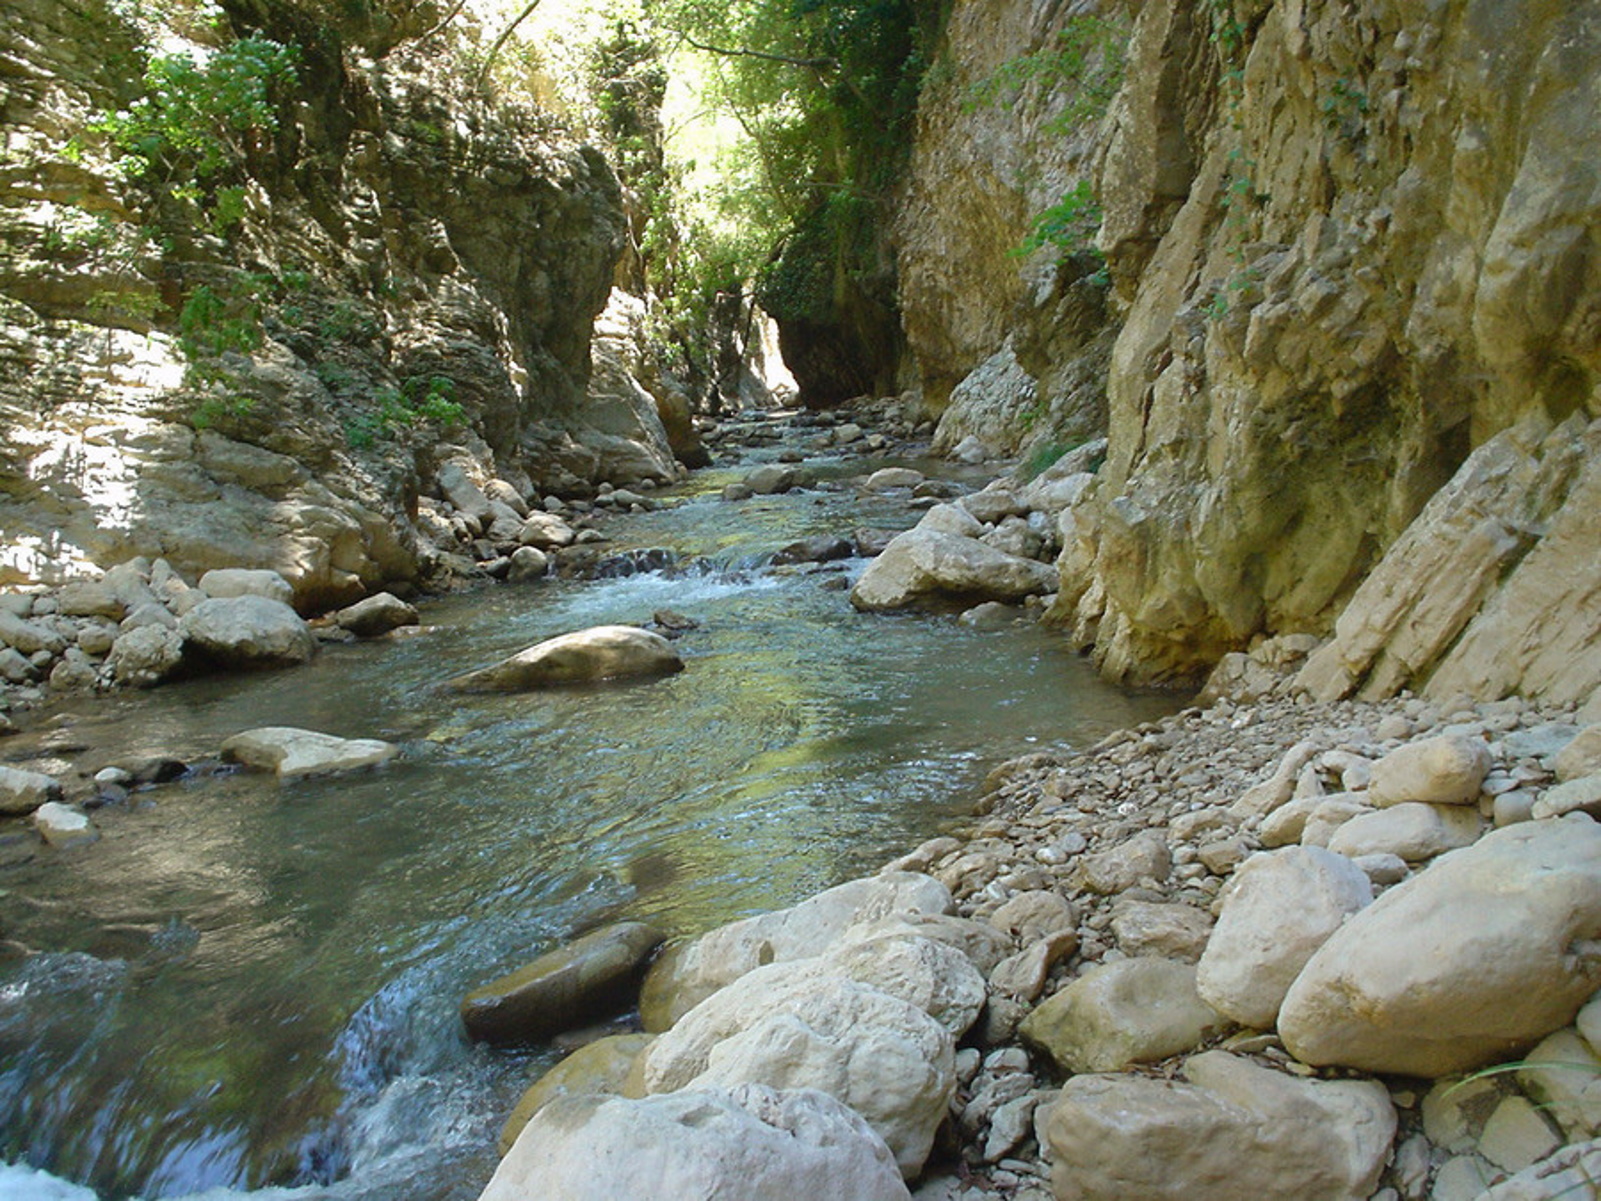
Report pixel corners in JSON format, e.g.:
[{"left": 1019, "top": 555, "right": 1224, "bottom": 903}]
[
  {"left": 446, "top": 625, "right": 683, "bottom": 692},
  {"left": 179, "top": 596, "right": 316, "bottom": 667},
  {"left": 772, "top": 535, "right": 855, "bottom": 566},
  {"left": 221, "top": 727, "right": 399, "bottom": 780},
  {"left": 848, "top": 528, "right": 1057, "bottom": 611},
  {"left": 461, "top": 921, "right": 666, "bottom": 1046},
  {"left": 483, "top": 1084, "right": 910, "bottom": 1201},
  {"left": 334, "top": 592, "right": 419, "bottom": 638},
  {"left": 498, "top": 1031, "right": 656, "bottom": 1155},
  {"left": 108, "top": 625, "right": 185, "bottom": 687},
  {"left": 0, "top": 763, "right": 63, "bottom": 815},
  {"left": 33, "top": 801, "right": 99, "bottom": 849}
]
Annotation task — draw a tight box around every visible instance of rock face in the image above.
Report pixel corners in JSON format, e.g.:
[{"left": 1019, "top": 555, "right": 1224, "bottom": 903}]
[
  {"left": 1279, "top": 817, "right": 1601, "bottom": 1077},
  {"left": 1038, "top": 1051, "right": 1396, "bottom": 1201},
  {"left": 482, "top": 1085, "right": 910, "bottom": 1201},
  {"left": 446, "top": 625, "right": 683, "bottom": 691},
  {"left": 460, "top": 922, "right": 665, "bottom": 1046},
  {"left": 220, "top": 727, "right": 399, "bottom": 780},
  {"left": 1024, "top": 0, "right": 1601, "bottom": 695}
]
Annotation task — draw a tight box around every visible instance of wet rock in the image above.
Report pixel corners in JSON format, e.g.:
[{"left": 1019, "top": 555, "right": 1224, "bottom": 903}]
[
  {"left": 638, "top": 872, "right": 952, "bottom": 1031},
  {"left": 461, "top": 921, "right": 665, "bottom": 1046},
  {"left": 1019, "top": 957, "right": 1225, "bottom": 1074},
  {"left": 1279, "top": 816, "right": 1601, "bottom": 1076},
  {"left": 483, "top": 1084, "right": 910, "bottom": 1201},
  {"left": 0, "top": 764, "right": 62, "bottom": 815},
  {"left": 506, "top": 546, "right": 548, "bottom": 583},
  {"left": 1037, "top": 1051, "right": 1395, "bottom": 1201},
  {"left": 865, "top": 468, "right": 925, "bottom": 491},
  {"left": 745, "top": 465, "right": 798, "bottom": 494},
  {"left": 1196, "top": 846, "right": 1372, "bottom": 1030},
  {"left": 849, "top": 529, "right": 1056, "bottom": 611},
  {"left": 335, "top": 593, "right": 419, "bottom": 638},
  {"left": 179, "top": 596, "right": 316, "bottom": 667},
  {"left": 447, "top": 625, "right": 683, "bottom": 692},
  {"left": 33, "top": 801, "right": 98, "bottom": 849},
  {"left": 773, "top": 536, "right": 855, "bottom": 566},
  {"left": 498, "top": 1032, "right": 655, "bottom": 1155},
  {"left": 221, "top": 727, "right": 399, "bottom": 780}
]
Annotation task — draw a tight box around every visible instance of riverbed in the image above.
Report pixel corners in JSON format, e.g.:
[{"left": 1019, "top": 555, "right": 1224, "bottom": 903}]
[{"left": 0, "top": 426, "right": 1178, "bottom": 1200}]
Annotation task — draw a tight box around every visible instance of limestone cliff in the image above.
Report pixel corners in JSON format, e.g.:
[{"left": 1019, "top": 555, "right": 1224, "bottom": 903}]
[
  {"left": 906, "top": 0, "right": 1600, "bottom": 697},
  {"left": 1059, "top": 0, "right": 1601, "bottom": 693},
  {"left": 895, "top": 0, "right": 1123, "bottom": 463},
  {"left": 0, "top": 0, "right": 656, "bottom": 608}
]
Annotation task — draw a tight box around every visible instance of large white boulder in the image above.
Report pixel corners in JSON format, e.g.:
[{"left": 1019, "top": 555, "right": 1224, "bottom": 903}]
[
  {"left": 1038, "top": 1051, "right": 1395, "bottom": 1201},
  {"left": 848, "top": 528, "right": 1056, "bottom": 611},
  {"left": 1326, "top": 802, "right": 1483, "bottom": 861},
  {"left": 221, "top": 727, "right": 398, "bottom": 779},
  {"left": 643, "top": 970, "right": 955, "bottom": 1177},
  {"left": 481, "top": 1085, "right": 909, "bottom": 1201},
  {"left": 1279, "top": 816, "right": 1601, "bottom": 1076},
  {"left": 1196, "top": 846, "right": 1373, "bottom": 1030},
  {"left": 179, "top": 596, "right": 315, "bottom": 667},
  {"left": 447, "top": 625, "right": 682, "bottom": 692},
  {"left": 638, "top": 872, "right": 952, "bottom": 1030}
]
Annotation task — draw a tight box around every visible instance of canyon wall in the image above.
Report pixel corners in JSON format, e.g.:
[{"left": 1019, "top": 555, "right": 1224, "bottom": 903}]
[
  {"left": 905, "top": 0, "right": 1601, "bottom": 700},
  {"left": 0, "top": 0, "right": 666, "bottom": 608}
]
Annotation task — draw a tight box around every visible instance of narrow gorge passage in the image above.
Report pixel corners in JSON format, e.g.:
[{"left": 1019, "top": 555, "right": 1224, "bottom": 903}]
[{"left": 0, "top": 414, "right": 1176, "bottom": 1201}]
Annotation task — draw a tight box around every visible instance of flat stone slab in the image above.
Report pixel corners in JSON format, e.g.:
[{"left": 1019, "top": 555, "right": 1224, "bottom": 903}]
[{"left": 221, "top": 727, "right": 399, "bottom": 779}]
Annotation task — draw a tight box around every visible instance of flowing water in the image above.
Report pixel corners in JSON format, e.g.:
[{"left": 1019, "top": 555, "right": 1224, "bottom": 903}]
[{"left": 0, "top": 428, "right": 1179, "bottom": 1200}]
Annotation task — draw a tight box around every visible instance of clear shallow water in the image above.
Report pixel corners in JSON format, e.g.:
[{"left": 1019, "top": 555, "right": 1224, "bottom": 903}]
[{"left": 0, "top": 444, "right": 1179, "bottom": 1200}]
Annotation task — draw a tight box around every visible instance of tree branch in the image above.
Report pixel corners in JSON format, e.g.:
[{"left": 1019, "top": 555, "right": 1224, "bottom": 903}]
[
  {"left": 476, "top": 0, "right": 543, "bottom": 89},
  {"left": 669, "top": 29, "right": 836, "bottom": 73}
]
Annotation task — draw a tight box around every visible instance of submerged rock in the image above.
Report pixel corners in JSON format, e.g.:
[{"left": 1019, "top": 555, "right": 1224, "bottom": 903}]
[
  {"left": 220, "top": 727, "right": 399, "bottom": 780},
  {"left": 460, "top": 921, "right": 665, "bottom": 1046},
  {"left": 446, "top": 625, "right": 683, "bottom": 691}
]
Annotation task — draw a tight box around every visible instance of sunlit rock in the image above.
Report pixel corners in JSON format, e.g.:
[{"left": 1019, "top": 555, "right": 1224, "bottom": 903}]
[
  {"left": 446, "top": 625, "right": 683, "bottom": 692},
  {"left": 221, "top": 726, "right": 398, "bottom": 779}
]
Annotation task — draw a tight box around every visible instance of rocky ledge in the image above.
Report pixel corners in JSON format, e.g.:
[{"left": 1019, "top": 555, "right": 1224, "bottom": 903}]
[{"left": 476, "top": 666, "right": 1601, "bottom": 1201}]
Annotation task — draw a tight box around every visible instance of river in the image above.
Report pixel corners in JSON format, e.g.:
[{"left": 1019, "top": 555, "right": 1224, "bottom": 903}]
[{"left": 0, "top": 418, "right": 1178, "bottom": 1200}]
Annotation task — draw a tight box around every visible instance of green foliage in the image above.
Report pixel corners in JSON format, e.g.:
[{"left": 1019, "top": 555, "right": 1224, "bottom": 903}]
[
  {"left": 178, "top": 273, "right": 271, "bottom": 363},
  {"left": 190, "top": 393, "right": 255, "bottom": 429},
  {"left": 1021, "top": 439, "right": 1073, "bottom": 481},
  {"left": 1320, "top": 77, "right": 1369, "bottom": 140},
  {"left": 90, "top": 37, "right": 298, "bottom": 183},
  {"left": 965, "top": 15, "right": 1126, "bottom": 134},
  {"left": 345, "top": 376, "right": 465, "bottom": 448},
  {"left": 1015, "top": 179, "right": 1102, "bottom": 264}
]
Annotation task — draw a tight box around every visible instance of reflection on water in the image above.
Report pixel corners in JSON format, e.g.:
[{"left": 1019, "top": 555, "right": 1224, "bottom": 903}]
[{"left": 0, "top": 458, "right": 1180, "bottom": 1200}]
